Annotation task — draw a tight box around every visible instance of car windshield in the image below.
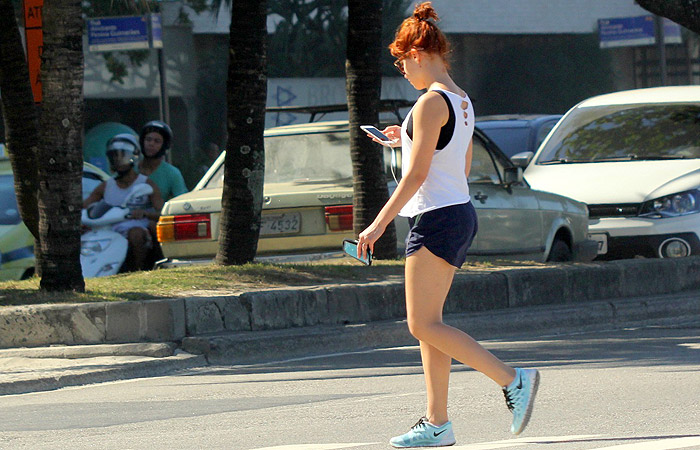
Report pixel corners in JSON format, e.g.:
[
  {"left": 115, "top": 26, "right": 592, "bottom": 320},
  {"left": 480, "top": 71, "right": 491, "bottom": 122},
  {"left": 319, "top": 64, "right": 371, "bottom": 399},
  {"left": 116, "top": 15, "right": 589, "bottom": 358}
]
[
  {"left": 537, "top": 104, "right": 700, "bottom": 164},
  {"left": 205, "top": 132, "right": 353, "bottom": 189},
  {"left": 478, "top": 126, "right": 530, "bottom": 158},
  {"left": 0, "top": 174, "right": 21, "bottom": 225}
]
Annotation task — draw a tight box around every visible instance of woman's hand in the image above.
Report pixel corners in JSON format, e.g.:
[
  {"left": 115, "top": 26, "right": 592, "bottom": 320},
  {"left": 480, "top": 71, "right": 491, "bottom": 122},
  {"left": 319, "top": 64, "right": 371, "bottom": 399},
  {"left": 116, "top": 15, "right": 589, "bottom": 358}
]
[
  {"left": 381, "top": 125, "right": 402, "bottom": 147},
  {"left": 357, "top": 221, "right": 387, "bottom": 260},
  {"left": 364, "top": 125, "right": 402, "bottom": 148}
]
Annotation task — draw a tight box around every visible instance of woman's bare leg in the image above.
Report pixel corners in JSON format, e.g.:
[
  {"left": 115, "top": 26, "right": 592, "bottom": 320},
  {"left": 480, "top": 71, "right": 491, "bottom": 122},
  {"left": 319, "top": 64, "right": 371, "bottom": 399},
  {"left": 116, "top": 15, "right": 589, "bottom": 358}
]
[{"left": 405, "top": 246, "right": 517, "bottom": 419}]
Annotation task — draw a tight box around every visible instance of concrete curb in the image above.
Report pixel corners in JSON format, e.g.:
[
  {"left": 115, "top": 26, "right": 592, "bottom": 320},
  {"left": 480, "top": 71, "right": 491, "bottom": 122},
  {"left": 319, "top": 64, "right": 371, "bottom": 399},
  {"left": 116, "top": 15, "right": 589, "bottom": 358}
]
[
  {"left": 1, "top": 256, "right": 699, "bottom": 349},
  {"left": 181, "top": 290, "right": 700, "bottom": 364}
]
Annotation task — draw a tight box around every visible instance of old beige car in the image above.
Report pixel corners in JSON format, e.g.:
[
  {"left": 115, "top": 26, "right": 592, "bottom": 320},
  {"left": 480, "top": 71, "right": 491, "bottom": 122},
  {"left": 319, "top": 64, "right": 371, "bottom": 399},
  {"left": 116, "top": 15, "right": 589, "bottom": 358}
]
[{"left": 156, "top": 117, "right": 596, "bottom": 264}]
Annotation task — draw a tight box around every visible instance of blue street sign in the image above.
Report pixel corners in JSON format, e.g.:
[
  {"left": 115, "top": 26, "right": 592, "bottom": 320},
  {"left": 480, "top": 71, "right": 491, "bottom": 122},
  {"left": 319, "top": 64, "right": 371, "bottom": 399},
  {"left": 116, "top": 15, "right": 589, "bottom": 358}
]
[
  {"left": 88, "top": 16, "right": 149, "bottom": 52},
  {"left": 87, "top": 14, "right": 164, "bottom": 52},
  {"left": 599, "top": 15, "right": 682, "bottom": 49}
]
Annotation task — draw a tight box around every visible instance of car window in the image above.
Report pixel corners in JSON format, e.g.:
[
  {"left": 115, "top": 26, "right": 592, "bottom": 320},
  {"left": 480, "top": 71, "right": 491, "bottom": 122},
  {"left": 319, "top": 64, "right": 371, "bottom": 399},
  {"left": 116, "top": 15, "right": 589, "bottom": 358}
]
[
  {"left": 538, "top": 104, "right": 700, "bottom": 163},
  {"left": 0, "top": 174, "right": 21, "bottom": 225},
  {"left": 478, "top": 126, "right": 530, "bottom": 157},
  {"left": 468, "top": 138, "right": 503, "bottom": 184},
  {"left": 204, "top": 132, "right": 353, "bottom": 189},
  {"left": 535, "top": 120, "right": 558, "bottom": 149}
]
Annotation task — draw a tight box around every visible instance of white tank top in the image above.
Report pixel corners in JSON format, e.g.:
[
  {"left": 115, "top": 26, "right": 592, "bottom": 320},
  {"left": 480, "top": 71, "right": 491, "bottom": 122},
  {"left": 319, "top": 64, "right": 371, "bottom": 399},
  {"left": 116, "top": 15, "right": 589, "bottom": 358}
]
[
  {"left": 398, "top": 89, "right": 475, "bottom": 218},
  {"left": 103, "top": 174, "right": 153, "bottom": 211}
]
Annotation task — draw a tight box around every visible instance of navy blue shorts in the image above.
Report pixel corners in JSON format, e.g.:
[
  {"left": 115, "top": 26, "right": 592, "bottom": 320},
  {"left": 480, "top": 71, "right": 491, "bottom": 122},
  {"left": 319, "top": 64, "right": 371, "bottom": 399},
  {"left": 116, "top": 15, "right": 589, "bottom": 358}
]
[{"left": 405, "top": 202, "right": 478, "bottom": 268}]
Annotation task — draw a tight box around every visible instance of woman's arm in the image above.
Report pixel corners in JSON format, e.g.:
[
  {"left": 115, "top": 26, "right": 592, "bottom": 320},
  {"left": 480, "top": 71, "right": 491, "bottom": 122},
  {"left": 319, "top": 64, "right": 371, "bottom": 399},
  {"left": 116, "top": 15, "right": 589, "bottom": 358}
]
[
  {"left": 465, "top": 138, "right": 473, "bottom": 179},
  {"left": 357, "top": 92, "right": 448, "bottom": 256},
  {"left": 83, "top": 182, "right": 106, "bottom": 209}
]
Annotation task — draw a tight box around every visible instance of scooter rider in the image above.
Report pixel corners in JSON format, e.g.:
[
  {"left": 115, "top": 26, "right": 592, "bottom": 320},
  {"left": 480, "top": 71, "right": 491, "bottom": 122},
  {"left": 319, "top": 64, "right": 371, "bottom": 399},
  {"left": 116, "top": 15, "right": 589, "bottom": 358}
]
[
  {"left": 138, "top": 120, "right": 188, "bottom": 202},
  {"left": 83, "top": 133, "right": 164, "bottom": 271}
]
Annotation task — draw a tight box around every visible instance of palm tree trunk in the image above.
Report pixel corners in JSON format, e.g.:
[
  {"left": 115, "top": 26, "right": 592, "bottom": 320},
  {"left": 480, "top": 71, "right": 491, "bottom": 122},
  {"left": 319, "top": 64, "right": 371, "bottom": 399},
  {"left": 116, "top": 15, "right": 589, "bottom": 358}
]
[
  {"left": 636, "top": 1, "right": 700, "bottom": 34},
  {"left": 0, "top": 0, "right": 40, "bottom": 240},
  {"left": 216, "top": 0, "right": 267, "bottom": 265},
  {"left": 346, "top": 0, "right": 397, "bottom": 259},
  {"left": 37, "top": 0, "right": 85, "bottom": 291}
]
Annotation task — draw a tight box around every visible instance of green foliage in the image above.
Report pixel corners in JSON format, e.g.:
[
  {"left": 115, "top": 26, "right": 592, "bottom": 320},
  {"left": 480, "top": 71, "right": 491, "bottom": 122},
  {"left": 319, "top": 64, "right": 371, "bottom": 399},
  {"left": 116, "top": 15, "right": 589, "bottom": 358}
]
[{"left": 267, "top": 0, "right": 411, "bottom": 77}]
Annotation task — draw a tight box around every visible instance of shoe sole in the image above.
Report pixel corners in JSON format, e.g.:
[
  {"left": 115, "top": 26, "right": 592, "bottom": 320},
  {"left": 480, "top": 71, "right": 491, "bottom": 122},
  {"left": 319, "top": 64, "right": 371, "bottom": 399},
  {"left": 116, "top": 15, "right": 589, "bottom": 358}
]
[
  {"left": 513, "top": 369, "right": 540, "bottom": 435},
  {"left": 391, "top": 442, "right": 455, "bottom": 448}
]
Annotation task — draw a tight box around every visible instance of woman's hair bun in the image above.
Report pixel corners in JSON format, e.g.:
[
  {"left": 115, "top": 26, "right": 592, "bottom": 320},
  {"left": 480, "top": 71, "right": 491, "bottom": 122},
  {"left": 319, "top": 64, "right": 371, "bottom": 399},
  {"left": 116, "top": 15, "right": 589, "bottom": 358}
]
[{"left": 413, "top": 1, "right": 439, "bottom": 22}]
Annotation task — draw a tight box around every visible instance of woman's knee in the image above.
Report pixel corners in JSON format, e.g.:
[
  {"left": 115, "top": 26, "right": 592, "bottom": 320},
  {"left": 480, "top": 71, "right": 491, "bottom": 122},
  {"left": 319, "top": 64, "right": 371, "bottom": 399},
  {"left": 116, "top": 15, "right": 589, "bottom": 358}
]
[{"left": 407, "top": 316, "right": 434, "bottom": 341}]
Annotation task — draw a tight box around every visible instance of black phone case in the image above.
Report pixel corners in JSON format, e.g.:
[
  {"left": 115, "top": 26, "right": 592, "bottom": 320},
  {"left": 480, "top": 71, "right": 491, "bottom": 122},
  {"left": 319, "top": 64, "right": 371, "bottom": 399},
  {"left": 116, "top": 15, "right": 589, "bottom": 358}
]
[{"left": 342, "top": 239, "right": 372, "bottom": 265}]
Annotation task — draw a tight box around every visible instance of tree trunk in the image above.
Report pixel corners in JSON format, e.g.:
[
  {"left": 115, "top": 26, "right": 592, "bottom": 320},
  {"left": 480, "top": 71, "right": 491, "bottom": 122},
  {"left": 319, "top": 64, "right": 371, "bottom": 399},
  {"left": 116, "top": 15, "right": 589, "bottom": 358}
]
[
  {"left": 0, "top": 0, "right": 40, "bottom": 240},
  {"left": 216, "top": 0, "right": 267, "bottom": 265},
  {"left": 37, "top": 0, "right": 85, "bottom": 291},
  {"left": 346, "top": 0, "right": 397, "bottom": 259},
  {"left": 636, "top": 1, "right": 700, "bottom": 35}
]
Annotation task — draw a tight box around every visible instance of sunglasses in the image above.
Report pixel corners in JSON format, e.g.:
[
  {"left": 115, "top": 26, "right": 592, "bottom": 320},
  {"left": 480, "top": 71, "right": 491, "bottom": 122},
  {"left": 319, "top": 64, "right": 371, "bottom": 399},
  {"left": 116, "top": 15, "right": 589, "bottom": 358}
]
[
  {"left": 393, "top": 48, "right": 422, "bottom": 75},
  {"left": 393, "top": 53, "right": 410, "bottom": 75}
]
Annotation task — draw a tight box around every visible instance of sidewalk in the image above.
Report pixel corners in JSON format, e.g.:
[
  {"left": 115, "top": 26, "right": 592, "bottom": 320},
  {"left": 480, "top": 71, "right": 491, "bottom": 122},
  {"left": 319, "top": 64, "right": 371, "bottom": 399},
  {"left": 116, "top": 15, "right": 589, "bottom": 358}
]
[
  {"left": 1, "top": 289, "right": 697, "bottom": 396},
  {"left": 0, "top": 343, "right": 206, "bottom": 396}
]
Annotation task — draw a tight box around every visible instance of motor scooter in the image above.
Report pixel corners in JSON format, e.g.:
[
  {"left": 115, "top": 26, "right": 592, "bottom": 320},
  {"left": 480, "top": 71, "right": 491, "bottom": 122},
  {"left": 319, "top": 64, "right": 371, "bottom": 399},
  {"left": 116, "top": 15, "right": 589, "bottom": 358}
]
[{"left": 80, "top": 184, "right": 153, "bottom": 278}]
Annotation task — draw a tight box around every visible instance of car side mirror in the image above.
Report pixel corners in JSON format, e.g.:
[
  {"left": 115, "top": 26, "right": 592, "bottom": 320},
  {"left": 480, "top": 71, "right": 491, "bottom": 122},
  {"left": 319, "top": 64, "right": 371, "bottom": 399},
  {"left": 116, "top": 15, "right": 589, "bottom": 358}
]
[
  {"left": 510, "top": 151, "right": 534, "bottom": 168},
  {"left": 503, "top": 166, "right": 523, "bottom": 186}
]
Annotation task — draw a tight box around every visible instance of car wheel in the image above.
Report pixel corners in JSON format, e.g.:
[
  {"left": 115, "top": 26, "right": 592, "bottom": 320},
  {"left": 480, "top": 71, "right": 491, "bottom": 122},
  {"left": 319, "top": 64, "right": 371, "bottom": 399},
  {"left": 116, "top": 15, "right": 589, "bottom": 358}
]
[{"left": 547, "top": 237, "right": 572, "bottom": 262}]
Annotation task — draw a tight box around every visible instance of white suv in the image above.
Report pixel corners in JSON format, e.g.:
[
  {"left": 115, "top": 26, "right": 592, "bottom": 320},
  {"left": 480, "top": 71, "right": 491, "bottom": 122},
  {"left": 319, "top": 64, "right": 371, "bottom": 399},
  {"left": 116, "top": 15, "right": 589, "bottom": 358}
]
[{"left": 522, "top": 86, "right": 700, "bottom": 259}]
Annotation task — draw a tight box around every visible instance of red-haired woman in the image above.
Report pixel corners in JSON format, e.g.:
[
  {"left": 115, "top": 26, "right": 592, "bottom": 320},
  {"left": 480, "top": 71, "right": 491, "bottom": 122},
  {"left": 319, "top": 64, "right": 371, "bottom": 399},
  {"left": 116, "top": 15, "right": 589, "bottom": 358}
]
[{"left": 357, "top": 2, "right": 540, "bottom": 447}]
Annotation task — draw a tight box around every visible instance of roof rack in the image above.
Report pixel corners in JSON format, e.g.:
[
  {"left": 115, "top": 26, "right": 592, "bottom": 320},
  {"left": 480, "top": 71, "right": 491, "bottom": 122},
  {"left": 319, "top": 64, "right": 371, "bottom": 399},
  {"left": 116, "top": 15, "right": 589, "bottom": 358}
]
[{"left": 266, "top": 99, "right": 414, "bottom": 123}]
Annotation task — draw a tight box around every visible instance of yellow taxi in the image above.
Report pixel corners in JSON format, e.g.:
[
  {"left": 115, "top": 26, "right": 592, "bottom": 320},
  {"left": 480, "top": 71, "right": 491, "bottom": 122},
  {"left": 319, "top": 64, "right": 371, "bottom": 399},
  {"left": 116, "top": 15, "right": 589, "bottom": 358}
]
[{"left": 0, "top": 157, "right": 109, "bottom": 280}]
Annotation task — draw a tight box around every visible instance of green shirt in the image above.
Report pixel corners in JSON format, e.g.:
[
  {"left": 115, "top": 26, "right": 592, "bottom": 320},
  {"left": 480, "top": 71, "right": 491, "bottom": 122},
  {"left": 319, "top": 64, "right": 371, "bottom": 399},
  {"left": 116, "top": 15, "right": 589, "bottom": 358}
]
[{"left": 146, "top": 161, "right": 188, "bottom": 202}]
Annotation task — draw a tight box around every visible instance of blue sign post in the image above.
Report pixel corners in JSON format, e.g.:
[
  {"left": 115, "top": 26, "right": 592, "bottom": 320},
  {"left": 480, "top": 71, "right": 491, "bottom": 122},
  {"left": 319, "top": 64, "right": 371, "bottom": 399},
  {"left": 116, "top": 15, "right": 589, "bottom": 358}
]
[{"left": 87, "top": 14, "right": 169, "bottom": 127}]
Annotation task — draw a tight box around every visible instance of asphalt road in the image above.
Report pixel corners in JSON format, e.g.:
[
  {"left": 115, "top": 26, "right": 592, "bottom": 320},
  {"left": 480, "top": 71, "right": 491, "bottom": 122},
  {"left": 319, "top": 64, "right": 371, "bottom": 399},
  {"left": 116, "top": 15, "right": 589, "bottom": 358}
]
[{"left": 0, "top": 319, "right": 698, "bottom": 450}]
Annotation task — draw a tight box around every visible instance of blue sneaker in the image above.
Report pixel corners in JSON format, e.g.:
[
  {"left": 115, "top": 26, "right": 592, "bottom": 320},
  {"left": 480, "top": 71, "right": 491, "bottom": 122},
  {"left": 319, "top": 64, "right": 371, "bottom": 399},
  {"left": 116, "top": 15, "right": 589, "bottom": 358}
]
[
  {"left": 389, "top": 416, "right": 456, "bottom": 448},
  {"left": 502, "top": 367, "right": 540, "bottom": 435}
]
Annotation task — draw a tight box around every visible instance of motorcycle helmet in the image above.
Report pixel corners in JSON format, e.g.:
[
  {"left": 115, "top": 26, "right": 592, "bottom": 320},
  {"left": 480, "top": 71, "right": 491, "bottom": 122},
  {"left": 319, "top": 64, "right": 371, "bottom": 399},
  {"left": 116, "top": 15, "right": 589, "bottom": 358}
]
[
  {"left": 106, "top": 133, "right": 140, "bottom": 176},
  {"left": 139, "top": 120, "right": 173, "bottom": 159}
]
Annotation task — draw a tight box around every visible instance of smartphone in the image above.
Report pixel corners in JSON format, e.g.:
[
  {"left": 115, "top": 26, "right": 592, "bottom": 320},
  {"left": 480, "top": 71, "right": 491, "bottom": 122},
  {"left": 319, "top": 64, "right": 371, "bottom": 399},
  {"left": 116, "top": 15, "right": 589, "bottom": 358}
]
[
  {"left": 342, "top": 239, "right": 372, "bottom": 266},
  {"left": 360, "top": 125, "right": 397, "bottom": 146}
]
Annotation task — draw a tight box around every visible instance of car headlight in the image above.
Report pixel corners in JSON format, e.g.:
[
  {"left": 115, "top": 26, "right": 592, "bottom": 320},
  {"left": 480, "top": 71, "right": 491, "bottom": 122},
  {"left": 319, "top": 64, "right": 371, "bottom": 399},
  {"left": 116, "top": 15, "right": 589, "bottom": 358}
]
[
  {"left": 639, "top": 189, "right": 700, "bottom": 218},
  {"left": 80, "top": 238, "right": 112, "bottom": 257}
]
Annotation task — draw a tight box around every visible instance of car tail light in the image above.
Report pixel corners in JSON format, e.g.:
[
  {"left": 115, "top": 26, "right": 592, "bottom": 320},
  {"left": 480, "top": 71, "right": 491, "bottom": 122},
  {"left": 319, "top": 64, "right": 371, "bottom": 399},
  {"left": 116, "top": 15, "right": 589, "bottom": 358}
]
[
  {"left": 325, "top": 205, "right": 353, "bottom": 232},
  {"left": 157, "top": 214, "right": 212, "bottom": 242}
]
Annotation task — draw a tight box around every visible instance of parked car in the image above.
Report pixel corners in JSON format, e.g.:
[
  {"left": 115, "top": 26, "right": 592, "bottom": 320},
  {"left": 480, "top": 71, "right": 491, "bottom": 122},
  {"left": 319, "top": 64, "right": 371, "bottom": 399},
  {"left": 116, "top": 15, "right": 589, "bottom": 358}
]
[
  {"left": 521, "top": 86, "right": 700, "bottom": 260},
  {"left": 476, "top": 114, "right": 562, "bottom": 158},
  {"left": 156, "top": 111, "right": 596, "bottom": 265},
  {"left": 0, "top": 158, "right": 109, "bottom": 281}
]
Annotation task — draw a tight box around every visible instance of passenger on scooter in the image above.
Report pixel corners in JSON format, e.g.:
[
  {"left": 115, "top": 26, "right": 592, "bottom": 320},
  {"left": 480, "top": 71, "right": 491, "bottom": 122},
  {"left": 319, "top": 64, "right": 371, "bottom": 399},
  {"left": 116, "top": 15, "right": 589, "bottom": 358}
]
[
  {"left": 138, "top": 120, "right": 188, "bottom": 202},
  {"left": 83, "top": 133, "right": 164, "bottom": 271}
]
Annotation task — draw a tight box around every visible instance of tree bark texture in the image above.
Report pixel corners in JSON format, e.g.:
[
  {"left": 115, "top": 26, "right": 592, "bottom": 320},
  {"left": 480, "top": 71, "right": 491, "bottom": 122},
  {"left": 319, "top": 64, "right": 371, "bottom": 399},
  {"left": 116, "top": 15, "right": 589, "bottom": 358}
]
[
  {"left": 37, "top": 0, "right": 85, "bottom": 291},
  {"left": 636, "top": 0, "right": 700, "bottom": 35},
  {"left": 346, "top": 0, "right": 397, "bottom": 259},
  {"left": 216, "top": 0, "right": 267, "bottom": 265},
  {"left": 0, "top": 0, "right": 41, "bottom": 240}
]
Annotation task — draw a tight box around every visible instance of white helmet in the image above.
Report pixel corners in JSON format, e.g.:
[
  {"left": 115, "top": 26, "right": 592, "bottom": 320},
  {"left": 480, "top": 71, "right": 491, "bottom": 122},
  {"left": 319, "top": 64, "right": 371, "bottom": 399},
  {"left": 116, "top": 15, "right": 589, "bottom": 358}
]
[{"left": 106, "top": 133, "right": 140, "bottom": 173}]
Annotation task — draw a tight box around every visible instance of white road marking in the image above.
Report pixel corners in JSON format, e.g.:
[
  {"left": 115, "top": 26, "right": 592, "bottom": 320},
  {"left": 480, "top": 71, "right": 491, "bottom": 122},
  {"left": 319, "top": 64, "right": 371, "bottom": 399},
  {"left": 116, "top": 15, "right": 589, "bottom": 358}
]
[
  {"left": 588, "top": 436, "right": 700, "bottom": 449},
  {"left": 252, "top": 444, "right": 376, "bottom": 450},
  {"left": 449, "top": 435, "right": 600, "bottom": 449}
]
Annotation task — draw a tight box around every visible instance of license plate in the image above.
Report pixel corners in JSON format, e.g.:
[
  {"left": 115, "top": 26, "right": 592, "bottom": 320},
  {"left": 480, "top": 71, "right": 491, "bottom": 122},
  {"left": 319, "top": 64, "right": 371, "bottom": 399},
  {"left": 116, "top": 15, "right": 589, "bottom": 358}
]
[
  {"left": 261, "top": 213, "right": 301, "bottom": 235},
  {"left": 589, "top": 233, "right": 608, "bottom": 254}
]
